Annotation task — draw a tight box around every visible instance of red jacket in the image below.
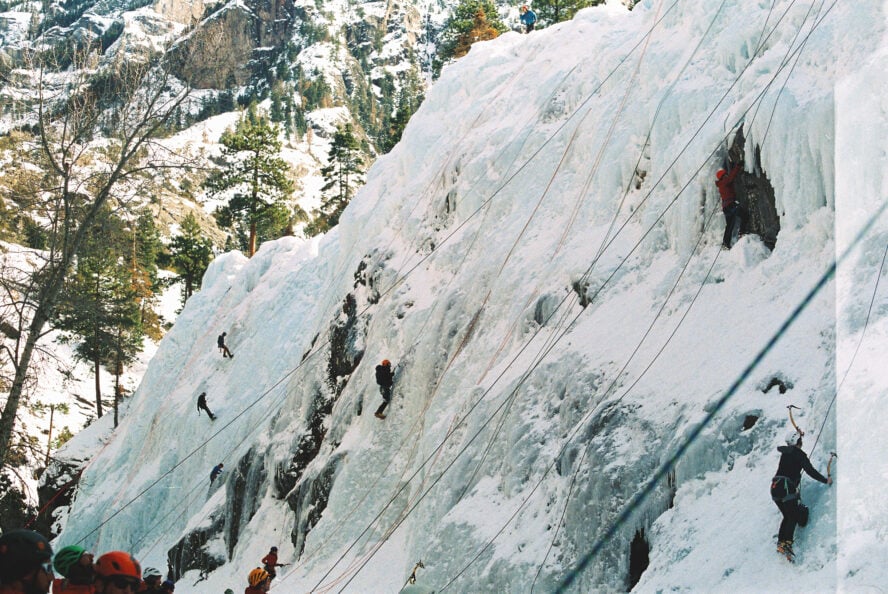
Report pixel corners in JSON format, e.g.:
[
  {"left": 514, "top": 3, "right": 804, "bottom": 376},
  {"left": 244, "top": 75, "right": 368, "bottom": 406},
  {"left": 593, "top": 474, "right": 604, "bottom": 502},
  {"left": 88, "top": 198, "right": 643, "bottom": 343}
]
[
  {"left": 715, "top": 164, "right": 742, "bottom": 209},
  {"left": 261, "top": 552, "right": 278, "bottom": 568}
]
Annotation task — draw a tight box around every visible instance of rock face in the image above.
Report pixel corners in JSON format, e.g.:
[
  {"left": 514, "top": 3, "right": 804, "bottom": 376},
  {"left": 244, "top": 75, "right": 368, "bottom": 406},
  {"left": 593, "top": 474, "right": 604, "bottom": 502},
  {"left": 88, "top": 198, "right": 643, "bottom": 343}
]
[
  {"left": 727, "top": 127, "right": 780, "bottom": 249},
  {"left": 154, "top": 0, "right": 207, "bottom": 25},
  {"left": 168, "top": 0, "right": 295, "bottom": 90}
]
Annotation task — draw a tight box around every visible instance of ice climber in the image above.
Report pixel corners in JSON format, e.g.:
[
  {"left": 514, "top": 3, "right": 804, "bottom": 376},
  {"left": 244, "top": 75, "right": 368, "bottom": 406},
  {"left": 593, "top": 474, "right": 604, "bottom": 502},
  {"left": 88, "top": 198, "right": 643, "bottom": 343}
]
[
  {"left": 93, "top": 551, "right": 142, "bottom": 594},
  {"left": 0, "top": 529, "right": 54, "bottom": 594},
  {"left": 520, "top": 5, "right": 537, "bottom": 33},
  {"left": 374, "top": 359, "right": 395, "bottom": 419},
  {"left": 197, "top": 392, "right": 217, "bottom": 420},
  {"left": 715, "top": 163, "right": 747, "bottom": 249},
  {"left": 210, "top": 463, "right": 225, "bottom": 484},
  {"left": 51, "top": 545, "right": 95, "bottom": 593},
  {"left": 141, "top": 566, "right": 164, "bottom": 592},
  {"left": 218, "top": 332, "right": 234, "bottom": 358},
  {"left": 770, "top": 431, "right": 831, "bottom": 562},
  {"left": 245, "top": 568, "right": 271, "bottom": 593},
  {"left": 260, "top": 547, "right": 285, "bottom": 581},
  {"left": 160, "top": 580, "right": 175, "bottom": 593}
]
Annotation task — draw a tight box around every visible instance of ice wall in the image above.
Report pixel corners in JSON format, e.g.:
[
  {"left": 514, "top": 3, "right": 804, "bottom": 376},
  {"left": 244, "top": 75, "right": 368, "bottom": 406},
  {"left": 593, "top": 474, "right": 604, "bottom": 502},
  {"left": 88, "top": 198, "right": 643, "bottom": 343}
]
[{"left": 53, "top": 1, "right": 885, "bottom": 592}]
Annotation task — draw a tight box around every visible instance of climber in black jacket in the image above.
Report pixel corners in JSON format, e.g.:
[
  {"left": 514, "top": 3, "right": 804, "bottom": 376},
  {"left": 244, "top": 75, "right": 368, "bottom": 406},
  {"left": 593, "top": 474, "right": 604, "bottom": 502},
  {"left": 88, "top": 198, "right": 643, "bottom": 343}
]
[{"left": 770, "top": 431, "right": 831, "bottom": 561}]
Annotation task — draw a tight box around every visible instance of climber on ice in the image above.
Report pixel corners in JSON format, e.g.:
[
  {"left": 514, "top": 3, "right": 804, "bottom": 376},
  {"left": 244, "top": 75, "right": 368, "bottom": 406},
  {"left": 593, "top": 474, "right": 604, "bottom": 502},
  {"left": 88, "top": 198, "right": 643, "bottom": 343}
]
[
  {"left": 374, "top": 359, "right": 395, "bottom": 419},
  {"left": 715, "top": 162, "right": 746, "bottom": 249},
  {"left": 770, "top": 430, "right": 831, "bottom": 562},
  {"left": 197, "top": 392, "right": 217, "bottom": 420},
  {"left": 210, "top": 463, "right": 224, "bottom": 485},
  {"left": 261, "top": 546, "right": 286, "bottom": 581},
  {"left": 218, "top": 332, "right": 234, "bottom": 358}
]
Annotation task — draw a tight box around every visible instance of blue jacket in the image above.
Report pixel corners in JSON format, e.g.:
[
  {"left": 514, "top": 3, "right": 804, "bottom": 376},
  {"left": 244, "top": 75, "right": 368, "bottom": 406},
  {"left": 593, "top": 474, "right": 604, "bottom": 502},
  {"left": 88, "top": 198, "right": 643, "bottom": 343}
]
[{"left": 520, "top": 9, "right": 537, "bottom": 25}]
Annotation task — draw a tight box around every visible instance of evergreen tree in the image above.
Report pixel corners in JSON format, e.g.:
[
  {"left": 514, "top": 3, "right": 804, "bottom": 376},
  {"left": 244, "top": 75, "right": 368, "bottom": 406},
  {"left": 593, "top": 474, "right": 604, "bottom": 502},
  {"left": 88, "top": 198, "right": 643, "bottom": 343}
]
[
  {"left": 533, "top": 0, "right": 603, "bottom": 27},
  {"left": 168, "top": 213, "right": 214, "bottom": 307},
  {"left": 204, "top": 105, "right": 295, "bottom": 257},
  {"left": 53, "top": 209, "right": 144, "bottom": 423},
  {"left": 435, "top": 0, "right": 507, "bottom": 76},
  {"left": 308, "top": 123, "right": 364, "bottom": 235}
]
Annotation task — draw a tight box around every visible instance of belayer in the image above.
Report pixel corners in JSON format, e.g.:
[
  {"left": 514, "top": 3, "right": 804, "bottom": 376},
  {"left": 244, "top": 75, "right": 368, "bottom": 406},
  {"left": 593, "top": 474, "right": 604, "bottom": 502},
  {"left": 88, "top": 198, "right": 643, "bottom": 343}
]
[
  {"left": 770, "top": 431, "right": 832, "bottom": 562},
  {"left": 374, "top": 359, "right": 395, "bottom": 419},
  {"left": 51, "top": 545, "right": 95, "bottom": 593},
  {"left": 0, "top": 529, "right": 54, "bottom": 594}
]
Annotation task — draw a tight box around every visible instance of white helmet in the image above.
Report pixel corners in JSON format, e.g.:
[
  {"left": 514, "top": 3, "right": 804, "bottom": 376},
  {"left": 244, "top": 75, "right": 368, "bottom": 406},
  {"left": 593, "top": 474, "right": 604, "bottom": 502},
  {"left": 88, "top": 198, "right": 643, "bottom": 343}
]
[
  {"left": 143, "top": 567, "right": 163, "bottom": 579},
  {"left": 785, "top": 431, "right": 801, "bottom": 446}
]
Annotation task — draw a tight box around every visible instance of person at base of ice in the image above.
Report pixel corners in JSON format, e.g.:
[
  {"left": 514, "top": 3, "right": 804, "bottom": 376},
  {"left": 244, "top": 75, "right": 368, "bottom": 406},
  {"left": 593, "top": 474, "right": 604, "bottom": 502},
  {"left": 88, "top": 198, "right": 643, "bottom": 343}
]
[
  {"left": 52, "top": 545, "right": 96, "bottom": 593},
  {"left": 0, "top": 529, "right": 54, "bottom": 594},
  {"left": 93, "top": 551, "right": 142, "bottom": 594},
  {"left": 197, "top": 392, "right": 217, "bottom": 420},
  {"left": 260, "top": 547, "right": 284, "bottom": 581},
  {"left": 715, "top": 163, "right": 747, "bottom": 249},
  {"left": 210, "top": 462, "right": 225, "bottom": 484},
  {"left": 519, "top": 5, "right": 537, "bottom": 33},
  {"left": 140, "top": 566, "right": 164, "bottom": 593},
  {"left": 217, "top": 332, "right": 234, "bottom": 358},
  {"left": 245, "top": 568, "right": 270, "bottom": 594},
  {"left": 770, "top": 431, "right": 831, "bottom": 560},
  {"left": 374, "top": 359, "right": 395, "bottom": 419},
  {"left": 224, "top": 590, "right": 235, "bottom": 594}
]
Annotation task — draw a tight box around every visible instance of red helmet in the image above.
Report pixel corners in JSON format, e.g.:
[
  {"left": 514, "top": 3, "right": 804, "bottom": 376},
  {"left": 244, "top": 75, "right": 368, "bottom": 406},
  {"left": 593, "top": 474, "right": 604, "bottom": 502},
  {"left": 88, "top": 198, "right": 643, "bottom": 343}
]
[
  {"left": 95, "top": 551, "right": 142, "bottom": 580},
  {"left": 381, "top": 359, "right": 391, "bottom": 366},
  {"left": 716, "top": 169, "right": 727, "bottom": 180}
]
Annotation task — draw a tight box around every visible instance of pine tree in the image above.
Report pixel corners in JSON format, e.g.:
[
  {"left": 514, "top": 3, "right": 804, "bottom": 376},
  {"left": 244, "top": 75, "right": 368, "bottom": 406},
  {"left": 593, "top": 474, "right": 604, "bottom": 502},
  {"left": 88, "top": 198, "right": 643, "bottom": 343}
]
[
  {"left": 53, "top": 209, "right": 144, "bottom": 423},
  {"left": 435, "top": 0, "right": 507, "bottom": 76},
  {"left": 533, "top": 0, "right": 603, "bottom": 27},
  {"left": 204, "top": 105, "right": 295, "bottom": 256},
  {"left": 168, "top": 213, "right": 214, "bottom": 307},
  {"left": 308, "top": 123, "right": 364, "bottom": 235}
]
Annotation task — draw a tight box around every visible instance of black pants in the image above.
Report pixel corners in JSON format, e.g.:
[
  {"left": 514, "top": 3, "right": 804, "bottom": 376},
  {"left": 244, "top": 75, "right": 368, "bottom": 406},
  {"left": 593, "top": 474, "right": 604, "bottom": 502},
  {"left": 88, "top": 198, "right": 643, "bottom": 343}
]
[
  {"left": 774, "top": 498, "right": 800, "bottom": 542},
  {"left": 722, "top": 203, "right": 746, "bottom": 248},
  {"left": 525, "top": 23, "right": 535, "bottom": 33},
  {"left": 375, "top": 385, "right": 392, "bottom": 416},
  {"left": 199, "top": 403, "right": 216, "bottom": 420}
]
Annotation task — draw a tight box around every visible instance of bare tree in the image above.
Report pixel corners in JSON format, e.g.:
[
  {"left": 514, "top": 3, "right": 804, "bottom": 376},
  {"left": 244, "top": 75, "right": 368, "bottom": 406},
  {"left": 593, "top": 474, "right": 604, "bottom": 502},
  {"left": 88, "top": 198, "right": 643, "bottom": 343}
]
[{"left": 0, "top": 47, "right": 193, "bottom": 463}]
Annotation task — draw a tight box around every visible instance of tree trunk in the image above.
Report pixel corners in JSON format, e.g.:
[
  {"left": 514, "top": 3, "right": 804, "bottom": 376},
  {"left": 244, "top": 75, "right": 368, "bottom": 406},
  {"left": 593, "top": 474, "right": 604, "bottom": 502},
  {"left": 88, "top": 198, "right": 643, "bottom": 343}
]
[
  {"left": 94, "top": 356, "right": 103, "bottom": 418},
  {"left": 0, "top": 302, "right": 51, "bottom": 463}
]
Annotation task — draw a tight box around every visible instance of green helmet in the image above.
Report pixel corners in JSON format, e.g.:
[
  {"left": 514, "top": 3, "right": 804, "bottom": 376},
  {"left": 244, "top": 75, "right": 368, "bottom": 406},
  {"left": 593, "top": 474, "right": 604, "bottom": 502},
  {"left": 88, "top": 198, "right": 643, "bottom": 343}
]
[
  {"left": 53, "top": 545, "right": 86, "bottom": 577},
  {"left": 0, "top": 529, "right": 53, "bottom": 581}
]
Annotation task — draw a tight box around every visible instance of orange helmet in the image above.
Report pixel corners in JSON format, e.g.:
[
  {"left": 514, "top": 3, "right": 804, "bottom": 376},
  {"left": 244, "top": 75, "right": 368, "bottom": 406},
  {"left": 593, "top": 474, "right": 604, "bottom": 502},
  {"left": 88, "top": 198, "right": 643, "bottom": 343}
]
[
  {"left": 716, "top": 169, "right": 727, "bottom": 180},
  {"left": 381, "top": 359, "right": 390, "bottom": 366},
  {"left": 95, "top": 551, "right": 141, "bottom": 580},
  {"left": 249, "top": 568, "right": 270, "bottom": 586}
]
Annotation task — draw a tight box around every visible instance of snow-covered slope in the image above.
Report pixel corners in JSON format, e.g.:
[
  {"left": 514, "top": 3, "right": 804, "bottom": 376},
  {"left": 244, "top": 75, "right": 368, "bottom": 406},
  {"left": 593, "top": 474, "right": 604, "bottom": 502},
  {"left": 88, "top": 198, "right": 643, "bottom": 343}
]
[{"left": 52, "top": 1, "right": 887, "bottom": 592}]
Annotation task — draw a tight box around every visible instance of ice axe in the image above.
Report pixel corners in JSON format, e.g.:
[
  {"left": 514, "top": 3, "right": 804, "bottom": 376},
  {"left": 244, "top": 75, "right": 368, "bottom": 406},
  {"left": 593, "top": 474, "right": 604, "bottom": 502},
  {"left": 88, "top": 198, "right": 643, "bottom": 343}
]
[
  {"left": 786, "top": 404, "right": 804, "bottom": 438},
  {"left": 827, "top": 451, "right": 837, "bottom": 480}
]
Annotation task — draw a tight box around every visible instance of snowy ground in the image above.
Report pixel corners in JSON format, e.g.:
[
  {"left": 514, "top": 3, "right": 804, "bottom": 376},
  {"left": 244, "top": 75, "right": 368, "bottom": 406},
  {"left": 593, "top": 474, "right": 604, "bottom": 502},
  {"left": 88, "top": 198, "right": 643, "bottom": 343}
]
[{"left": 50, "top": 1, "right": 886, "bottom": 592}]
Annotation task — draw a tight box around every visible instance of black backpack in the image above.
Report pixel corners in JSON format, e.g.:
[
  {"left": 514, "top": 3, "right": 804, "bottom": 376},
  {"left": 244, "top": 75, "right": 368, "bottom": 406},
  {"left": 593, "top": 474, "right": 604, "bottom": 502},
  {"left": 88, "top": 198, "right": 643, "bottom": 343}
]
[{"left": 375, "top": 365, "right": 392, "bottom": 386}]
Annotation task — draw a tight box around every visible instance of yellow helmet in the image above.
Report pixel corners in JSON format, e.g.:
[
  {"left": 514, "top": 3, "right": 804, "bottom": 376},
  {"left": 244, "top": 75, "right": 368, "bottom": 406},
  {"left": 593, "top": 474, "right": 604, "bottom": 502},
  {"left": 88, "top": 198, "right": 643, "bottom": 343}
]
[{"left": 248, "top": 568, "right": 270, "bottom": 586}]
